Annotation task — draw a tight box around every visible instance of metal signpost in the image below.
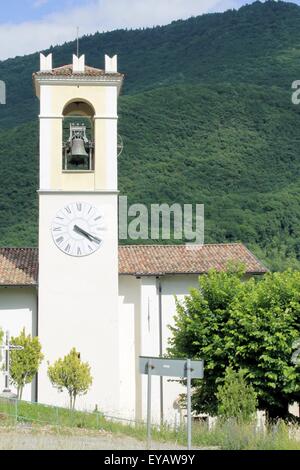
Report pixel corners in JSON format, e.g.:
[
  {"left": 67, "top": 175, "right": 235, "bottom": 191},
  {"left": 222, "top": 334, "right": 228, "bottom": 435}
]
[
  {"left": 0, "top": 331, "right": 24, "bottom": 398},
  {"left": 139, "top": 356, "right": 204, "bottom": 450}
]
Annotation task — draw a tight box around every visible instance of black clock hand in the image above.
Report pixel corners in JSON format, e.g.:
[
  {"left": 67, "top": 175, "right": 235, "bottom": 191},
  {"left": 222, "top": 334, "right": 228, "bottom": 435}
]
[
  {"left": 73, "top": 225, "right": 101, "bottom": 245},
  {"left": 74, "top": 225, "right": 101, "bottom": 244}
]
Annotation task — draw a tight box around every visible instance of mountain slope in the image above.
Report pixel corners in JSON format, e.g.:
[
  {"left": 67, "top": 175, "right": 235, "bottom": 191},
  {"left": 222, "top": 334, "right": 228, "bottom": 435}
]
[
  {"left": 2, "top": 1, "right": 300, "bottom": 128},
  {"left": 1, "top": 1, "right": 300, "bottom": 270}
]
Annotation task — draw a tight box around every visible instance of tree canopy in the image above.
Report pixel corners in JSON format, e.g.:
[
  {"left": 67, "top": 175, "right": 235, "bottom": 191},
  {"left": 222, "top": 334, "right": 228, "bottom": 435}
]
[{"left": 168, "top": 268, "right": 300, "bottom": 418}]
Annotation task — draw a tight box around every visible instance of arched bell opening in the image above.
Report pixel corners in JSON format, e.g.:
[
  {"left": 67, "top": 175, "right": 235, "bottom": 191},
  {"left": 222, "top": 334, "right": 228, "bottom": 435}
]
[{"left": 62, "top": 100, "right": 95, "bottom": 171}]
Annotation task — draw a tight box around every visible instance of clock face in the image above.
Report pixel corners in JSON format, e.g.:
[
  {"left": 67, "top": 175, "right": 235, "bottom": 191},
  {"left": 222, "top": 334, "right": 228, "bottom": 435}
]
[{"left": 51, "top": 202, "right": 105, "bottom": 257}]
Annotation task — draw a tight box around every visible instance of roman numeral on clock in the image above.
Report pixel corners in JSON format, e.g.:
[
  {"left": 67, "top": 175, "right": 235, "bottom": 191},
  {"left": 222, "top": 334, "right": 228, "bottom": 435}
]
[{"left": 65, "top": 244, "right": 71, "bottom": 253}]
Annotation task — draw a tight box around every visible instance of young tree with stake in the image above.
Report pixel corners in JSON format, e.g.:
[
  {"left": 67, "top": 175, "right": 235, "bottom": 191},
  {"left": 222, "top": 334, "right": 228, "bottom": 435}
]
[{"left": 48, "top": 348, "right": 93, "bottom": 409}]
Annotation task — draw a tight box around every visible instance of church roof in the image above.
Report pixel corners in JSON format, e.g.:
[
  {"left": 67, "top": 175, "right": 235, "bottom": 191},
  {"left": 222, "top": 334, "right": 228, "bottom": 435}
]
[
  {"left": 118, "top": 244, "right": 267, "bottom": 276},
  {"left": 0, "top": 244, "right": 267, "bottom": 286},
  {"left": 0, "top": 248, "right": 38, "bottom": 286},
  {"left": 34, "top": 64, "right": 123, "bottom": 78}
]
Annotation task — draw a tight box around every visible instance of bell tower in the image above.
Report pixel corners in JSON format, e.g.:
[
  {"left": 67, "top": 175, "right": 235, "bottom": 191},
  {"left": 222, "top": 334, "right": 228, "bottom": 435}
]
[{"left": 34, "top": 53, "right": 123, "bottom": 412}]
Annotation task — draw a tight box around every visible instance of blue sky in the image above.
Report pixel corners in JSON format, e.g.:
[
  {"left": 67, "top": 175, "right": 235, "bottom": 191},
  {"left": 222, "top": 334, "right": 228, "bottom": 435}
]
[
  {"left": 0, "top": 0, "right": 92, "bottom": 23},
  {"left": 3, "top": 0, "right": 298, "bottom": 23},
  {"left": 0, "top": 1, "right": 299, "bottom": 60}
]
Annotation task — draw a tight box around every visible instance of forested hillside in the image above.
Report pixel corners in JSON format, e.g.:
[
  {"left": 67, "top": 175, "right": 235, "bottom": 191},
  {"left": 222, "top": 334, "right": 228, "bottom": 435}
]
[{"left": 1, "top": 0, "right": 300, "bottom": 270}]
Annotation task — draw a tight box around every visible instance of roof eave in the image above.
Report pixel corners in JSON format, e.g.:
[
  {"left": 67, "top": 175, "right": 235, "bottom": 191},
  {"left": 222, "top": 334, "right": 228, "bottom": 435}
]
[
  {"left": 119, "top": 270, "right": 268, "bottom": 277},
  {"left": 0, "top": 284, "right": 37, "bottom": 288}
]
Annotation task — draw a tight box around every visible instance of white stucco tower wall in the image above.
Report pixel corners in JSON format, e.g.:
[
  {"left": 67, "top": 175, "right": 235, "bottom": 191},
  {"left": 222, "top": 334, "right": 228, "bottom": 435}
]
[{"left": 34, "top": 54, "right": 123, "bottom": 413}]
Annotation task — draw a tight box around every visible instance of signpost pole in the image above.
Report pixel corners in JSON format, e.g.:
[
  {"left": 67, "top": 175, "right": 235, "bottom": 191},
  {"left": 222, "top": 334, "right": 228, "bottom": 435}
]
[
  {"left": 147, "top": 359, "right": 152, "bottom": 449},
  {"left": 186, "top": 358, "right": 192, "bottom": 450},
  {"left": 0, "top": 330, "right": 24, "bottom": 398},
  {"left": 139, "top": 356, "right": 203, "bottom": 451},
  {"left": 4, "top": 331, "right": 10, "bottom": 392}
]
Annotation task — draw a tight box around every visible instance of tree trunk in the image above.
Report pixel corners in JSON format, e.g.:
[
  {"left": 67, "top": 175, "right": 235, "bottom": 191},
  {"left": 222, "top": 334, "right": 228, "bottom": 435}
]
[{"left": 266, "top": 404, "right": 289, "bottom": 422}]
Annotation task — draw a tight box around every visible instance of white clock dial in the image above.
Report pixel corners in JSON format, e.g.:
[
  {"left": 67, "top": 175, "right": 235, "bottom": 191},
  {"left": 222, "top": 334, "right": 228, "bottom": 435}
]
[{"left": 52, "top": 202, "right": 105, "bottom": 257}]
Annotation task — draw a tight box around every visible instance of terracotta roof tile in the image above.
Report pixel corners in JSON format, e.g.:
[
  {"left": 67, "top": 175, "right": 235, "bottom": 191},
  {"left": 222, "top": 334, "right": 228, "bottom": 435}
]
[
  {"left": 0, "top": 248, "right": 38, "bottom": 286},
  {"left": 0, "top": 244, "right": 267, "bottom": 286},
  {"left": 34, "top": 64, "right": 123, "bottom": 78},
  {"left": 118, "top": 244, "right": 268, "bottom": 276}
]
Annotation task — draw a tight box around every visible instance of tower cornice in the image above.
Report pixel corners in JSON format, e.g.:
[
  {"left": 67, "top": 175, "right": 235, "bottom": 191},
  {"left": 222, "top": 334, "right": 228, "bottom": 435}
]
[
  {"left": 34, "top": 75, "right": 123, "bottom": 97},
  {"left": 37, "top": 190, "right": 120, "bottom": 195}
]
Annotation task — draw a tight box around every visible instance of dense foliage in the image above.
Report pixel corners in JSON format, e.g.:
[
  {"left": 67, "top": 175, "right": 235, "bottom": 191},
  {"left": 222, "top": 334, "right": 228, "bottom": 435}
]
[
  {"left": 1, "top": 1, "right": 300, "bottom": 268},
  {"left": 168, "top": 268, "right": 300, "bottom": 418}
]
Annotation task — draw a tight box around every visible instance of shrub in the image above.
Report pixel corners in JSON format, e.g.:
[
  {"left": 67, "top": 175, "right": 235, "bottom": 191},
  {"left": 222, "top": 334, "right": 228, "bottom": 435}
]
[
  {"left": 48, "top": 348, "right": 93, "bottom": 409},
  {"left": 216, "top": 367, "right": 258, "bottom": 423}
]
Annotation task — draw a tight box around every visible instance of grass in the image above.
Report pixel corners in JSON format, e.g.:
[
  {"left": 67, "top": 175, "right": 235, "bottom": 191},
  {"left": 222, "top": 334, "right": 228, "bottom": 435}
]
[
  {"left": 192, "top": 420, "right": 300, "bottom": 450},
  {"left": 0, "top": 398, "right": 300, "bottom": 450}
]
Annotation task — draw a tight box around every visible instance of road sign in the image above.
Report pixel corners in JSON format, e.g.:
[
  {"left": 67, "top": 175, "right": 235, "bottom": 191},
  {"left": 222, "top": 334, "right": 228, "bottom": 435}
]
[
  {"left": 139, "top": 356, "right": 204, "bottom": 378},
  {"left": 139, "top": 356, "right": 204, "bottom": 450}
]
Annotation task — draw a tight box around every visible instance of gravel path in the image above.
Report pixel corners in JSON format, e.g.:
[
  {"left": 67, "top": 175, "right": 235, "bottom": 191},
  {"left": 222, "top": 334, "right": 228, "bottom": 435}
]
[{"left": 0, "top": 425, "right": 191, "bottom": 450}]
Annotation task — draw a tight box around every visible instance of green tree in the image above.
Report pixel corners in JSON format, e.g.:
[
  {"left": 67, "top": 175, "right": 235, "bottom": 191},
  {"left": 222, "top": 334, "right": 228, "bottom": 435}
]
[
  {"left": 216, "top": 367, "right": 258, "bottom": 422},
  {"left": 168, "top": 269, "right": 300, "bottom": 419},
  {"left": 48, "top": 348, "right": 93, "bottom": 409},
  {"left": 10, "top": 329, "right": 44, "bottom": 399}
]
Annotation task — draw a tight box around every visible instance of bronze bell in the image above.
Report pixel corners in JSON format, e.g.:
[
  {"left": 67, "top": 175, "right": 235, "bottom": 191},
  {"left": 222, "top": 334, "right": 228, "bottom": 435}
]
[{"left": 69, "top": 136, "right": 89, "bottom": 165}]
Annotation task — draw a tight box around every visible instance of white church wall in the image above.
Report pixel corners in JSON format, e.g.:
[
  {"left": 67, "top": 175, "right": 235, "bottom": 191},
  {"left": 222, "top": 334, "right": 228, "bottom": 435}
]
[
  {"left": 137, "top": 274, "right": 200, "bottom": 425},
  {"left": 0, "top": 287, "right": 37, "bottom": 401},
  {"left": 160, "top": 275, "right": 199, "bottom": 424},
  {"left": 289, "top": 402, "right": 300, "bottom": 418},
  {"left": 140, "top": 277, "right": 161, "bottom": 424},
  {"left": 118, "top": 275, "right": 141, "bottom": 420}
]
